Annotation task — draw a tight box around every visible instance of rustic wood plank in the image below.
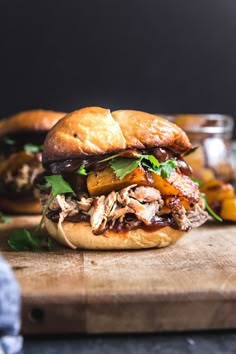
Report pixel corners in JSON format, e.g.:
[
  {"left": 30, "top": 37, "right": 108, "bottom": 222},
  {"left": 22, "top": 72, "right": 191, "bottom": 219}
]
[{"left": 1, "top": 217, "right": 236, "bottom": 334}]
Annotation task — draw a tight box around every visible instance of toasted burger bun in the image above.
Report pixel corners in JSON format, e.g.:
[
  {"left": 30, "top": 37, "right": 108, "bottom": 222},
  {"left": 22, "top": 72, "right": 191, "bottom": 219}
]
[
  {"left": 45, "top": 218, "right": 185, "bottom": 250},
  {"left": 0, "top": 197, "right": 41, "bottom": 215},
  {"left": 42, "top": 107, "right": 194, "bottom": 250},
  {"left": 43, "top": 107, "right": 192, "bottom": 163},
  {"left": 0, "top": 109, "right": 66, "bottom": 137}
]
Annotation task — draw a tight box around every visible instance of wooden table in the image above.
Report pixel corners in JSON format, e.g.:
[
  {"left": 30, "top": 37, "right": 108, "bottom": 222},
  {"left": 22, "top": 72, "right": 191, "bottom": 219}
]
[{"left": 1, "top": 217, "right": 236, "bottom": 334}]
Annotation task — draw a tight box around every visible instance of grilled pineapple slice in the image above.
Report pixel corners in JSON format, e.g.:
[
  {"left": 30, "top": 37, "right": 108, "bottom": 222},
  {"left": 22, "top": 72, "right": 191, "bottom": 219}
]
[{"left": 87, "top": 166, "right": 151, "bottom": 196}]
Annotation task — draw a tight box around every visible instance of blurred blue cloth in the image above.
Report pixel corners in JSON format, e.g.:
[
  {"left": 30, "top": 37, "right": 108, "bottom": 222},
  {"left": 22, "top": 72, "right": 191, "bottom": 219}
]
[{"left": 0, "top": 255, "right": 23, "bottom": 354}]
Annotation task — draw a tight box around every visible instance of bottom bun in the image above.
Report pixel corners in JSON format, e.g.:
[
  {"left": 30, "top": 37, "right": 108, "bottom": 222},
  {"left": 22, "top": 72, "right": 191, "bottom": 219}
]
[
  {"left": 0, "top": 196, "right": 42, "bottom": 215},
  {"left": 45, "top": 218, "right": 186, "bottom": 250}
]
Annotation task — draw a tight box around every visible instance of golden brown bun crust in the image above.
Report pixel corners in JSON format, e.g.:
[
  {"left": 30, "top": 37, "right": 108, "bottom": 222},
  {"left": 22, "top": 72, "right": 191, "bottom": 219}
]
[
  {"left": 45, "top": 218, "right": 185, "bottom": 250},
  {"left": 0, "top": 109, "right": 66, "bottom": 137},
  {"left": 43, "top": 107, "right": 192, "bottom": 163},
  {"left": 43, "top": 107, "right": 126, "bottom": 162},
  {"left": 112, "top": 110, "right": 192, "bottom": 153},
  {"left": 0, "top": 197, "right": 41, "bottom": 214}
]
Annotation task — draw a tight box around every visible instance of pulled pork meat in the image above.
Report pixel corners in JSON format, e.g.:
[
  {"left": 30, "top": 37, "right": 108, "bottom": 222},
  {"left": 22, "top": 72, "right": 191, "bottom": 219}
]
[
  {"left": 45, "top": 184, "right": 209, "bottom": 235},
  {"left": 0, "top": 151, "right": 43, "bottom": 195},
  {"left": 4, "top": 163, "right": 43, "bottom": 193}
]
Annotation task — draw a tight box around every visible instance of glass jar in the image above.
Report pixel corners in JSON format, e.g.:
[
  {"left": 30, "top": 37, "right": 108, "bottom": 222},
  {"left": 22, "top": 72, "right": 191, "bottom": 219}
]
[{"left": 169, "top": 114, "right": 234, "bottom": 184}]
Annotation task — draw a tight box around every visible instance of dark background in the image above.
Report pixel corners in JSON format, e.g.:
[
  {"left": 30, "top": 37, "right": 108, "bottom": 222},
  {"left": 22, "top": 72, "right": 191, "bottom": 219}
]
[{"left": 1, "top": 0, "right": 236, "bottom": 137}]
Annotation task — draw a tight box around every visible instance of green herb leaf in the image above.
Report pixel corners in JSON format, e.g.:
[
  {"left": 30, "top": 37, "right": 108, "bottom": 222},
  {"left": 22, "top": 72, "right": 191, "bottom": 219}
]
[
  {"left": 201, "top": 193, "right": 223, "bottom": 222},
  {"left": 45, "top": 175, "right": 75, "bottom": 197},
  {"left": 76, "top": 163, "right": 88, "bottom": 176},
  {"left": 159, "top": 160, "right": 178, "bottom": 179},
  {"left": 109, "top": 154, "right": 177, "bottom": 180},
  {"left": 0, "top": 212, "right": 12, "bottom": 224},
  {"left": 110, "top": 158, "right": 140, "bottom": 179},
  {"left": 192, "top": 177, "right": 204, "bottom": 187},
  {"left": 8, "top": 228, "right": 52, "bottom": 252},
  {"left": 4, "top": 137, "right": 15, "bottom": 145},
  {"left": 98, "top": 153, "right": 120, "bottom": 163},
  {"left": 24, "top": 143, "right": 44, "bottom": 153},
  {"left": 142, "top": 154, "right": 160, "bottom": 169},
  {"left": 8, "top": 228, "right": 41, "bottom": 251},
  {"left": 141, "top": 155, "right": 177, "bottom": 178}
]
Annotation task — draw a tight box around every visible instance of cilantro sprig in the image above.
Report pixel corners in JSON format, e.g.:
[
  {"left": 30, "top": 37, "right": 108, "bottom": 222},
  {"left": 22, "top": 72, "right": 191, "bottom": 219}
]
[
  {"left": 75, "top": 153, "right": 177, "bottom": 179},
  {"left": 110, "top": 154, "right": 177, "bottom": 180},
  {"left": 76, "top": 163, "right": 88, "bottom": 176},
  {"left": 201, "top": 193, "right": 223, "bottom": 222},
  {"left": 8, "top": 228, "right": 43, "bottom": 251},
  {"left": 110, "top": 158, "right": 140, "bottom": 179},
  {"left": 0, "top": 212, "right": 12, "bottom": 224},
  {"left": 3, "top": 137, "right": 16, "bottom": 145},
  {"left": 24, "top": 143, "right": 44, "bottom": 153},
  {"left": 191, "top": 177, "right": 204, "bottom": 187},
  {"left": 3, "top": 138, "right": 43, "bottom": 153},
  {"left": 8, "top": 175, "right": 75, "bottom": 251}
]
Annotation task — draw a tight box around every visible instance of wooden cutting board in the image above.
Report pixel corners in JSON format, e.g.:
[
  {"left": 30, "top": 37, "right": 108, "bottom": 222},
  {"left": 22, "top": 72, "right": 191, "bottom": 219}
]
[{"left": 1, "top": 217, "right": 236, "bottom": 334}]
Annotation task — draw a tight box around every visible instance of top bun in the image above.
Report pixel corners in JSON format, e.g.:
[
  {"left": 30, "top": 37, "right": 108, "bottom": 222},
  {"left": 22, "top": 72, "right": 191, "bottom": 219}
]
[
  {"left": 43, "top": 107, "right": 192, "bottom": 163},
  {"left": 0, "top": 109, "right": 66, "bottom": 137}
]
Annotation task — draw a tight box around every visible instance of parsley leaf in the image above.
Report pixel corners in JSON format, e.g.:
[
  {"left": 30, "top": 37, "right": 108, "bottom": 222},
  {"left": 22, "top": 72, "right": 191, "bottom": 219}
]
[
  {"left": 24, "top": 143, "right": 44, "bottom": 153},
  {"left": 201, "top": 193, "right": 223, "bottom": 222},
  {"left": 0, "top": 212, "right": 12, "bottom": 224},
  {"left": 76, "top": 163, "right": 88, "bottom": 176}
]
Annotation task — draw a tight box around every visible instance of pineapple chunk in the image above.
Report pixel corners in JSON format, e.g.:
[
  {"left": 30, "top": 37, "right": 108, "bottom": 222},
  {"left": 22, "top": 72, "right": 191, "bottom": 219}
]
[
  {"left": 87, "top": 166, "right": 151, "bottom": 196},
  {"left": 151, "top": 173, "right": 179, "bottom": 195},
  {"left": 220, "top": 198, "right": 236, "bottom": 221},
  {"left": 152, "top": 171, "right": 200, "bottom": 208},
  {"left": 200, "top": 179, "right": 234, "bottom": 205}
]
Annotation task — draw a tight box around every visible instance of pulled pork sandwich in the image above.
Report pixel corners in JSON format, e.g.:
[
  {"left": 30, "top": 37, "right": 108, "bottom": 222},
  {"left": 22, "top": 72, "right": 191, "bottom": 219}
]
[
  {"left": 38, "top": 107, "right": 209, "bottom": 250},
  {"left": 0, "top": 109, "right": 66, "bottom": 214}
]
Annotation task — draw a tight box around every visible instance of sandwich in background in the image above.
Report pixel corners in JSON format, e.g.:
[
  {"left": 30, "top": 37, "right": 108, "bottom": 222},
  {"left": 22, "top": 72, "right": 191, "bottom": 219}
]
[
  {"left": 169, "top": 114, "right": 236, "bottom": 222},
  {"left": 0, "top": 109, "right": 66, "bottom": 214}
]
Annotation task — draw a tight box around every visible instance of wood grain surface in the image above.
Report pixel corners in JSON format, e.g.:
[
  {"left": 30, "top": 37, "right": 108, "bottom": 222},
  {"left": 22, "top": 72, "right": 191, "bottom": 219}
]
[{"left": 1, "top": 217, "right": 236, "bottom": 334}]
